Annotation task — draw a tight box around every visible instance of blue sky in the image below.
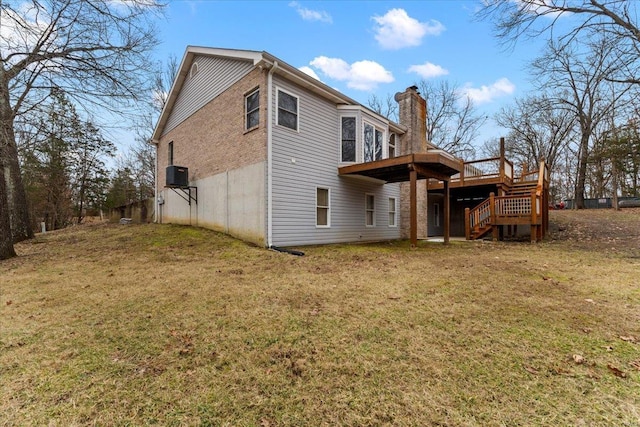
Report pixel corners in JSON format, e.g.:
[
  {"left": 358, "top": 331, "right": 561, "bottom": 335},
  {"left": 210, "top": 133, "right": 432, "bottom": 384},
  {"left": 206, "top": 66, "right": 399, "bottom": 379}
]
[{"left": 153, "top": 0, "right": 545, "bottom": 149}]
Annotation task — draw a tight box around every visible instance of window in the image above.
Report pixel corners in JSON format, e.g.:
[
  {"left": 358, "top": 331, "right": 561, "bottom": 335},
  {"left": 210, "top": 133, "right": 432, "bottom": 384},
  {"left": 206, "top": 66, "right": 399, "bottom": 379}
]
[
  {"left": 316, "top": 187, "right": 330, "bottom": 227},
  {"left": 365, "top": 194, "right": 375, "bottom": 227},
  {"left": 245, "top": 89, "right": 260, "bottom": 130},
  {"left": 190, "top": 62, "right": 199, "bottom": 78},
  {"left": 388, "top": 133, "right": 396, "bottom": 158},
  {"left": 363, "top": 123, "right": 383, "bottom": 162},
  {"left": 375, "top": 128, "right": 383, "bottom": 161},
  {"left": 341, "top": 116, "right": 356, "bottom": 162},
  {"left": 388, "top": 197, "right": 397, "bottom": 227},
  {"left": 434, "top": 203, "right": 440, "bottom": 227},
  {"left": 168, "top": 141, "right": 174, "bottom": 166},
  {"left": 277, "top": 89, "right": 298, "bottom": 131}
]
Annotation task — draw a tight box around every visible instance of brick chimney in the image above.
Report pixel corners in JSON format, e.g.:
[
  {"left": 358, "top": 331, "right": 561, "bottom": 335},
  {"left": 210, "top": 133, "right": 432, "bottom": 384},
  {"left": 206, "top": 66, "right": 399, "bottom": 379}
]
[
  {"left": 394, "top": 86, "right": 428, "bottom": 155},
  {"left": 395, "top": 86, "right": 429, "bottom": 240}
]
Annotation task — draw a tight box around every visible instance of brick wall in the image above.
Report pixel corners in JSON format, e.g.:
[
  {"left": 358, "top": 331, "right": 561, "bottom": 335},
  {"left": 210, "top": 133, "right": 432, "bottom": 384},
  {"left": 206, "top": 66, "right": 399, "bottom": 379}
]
[{"left": 156, "top": 67, "right": 269, "bottom": 186}]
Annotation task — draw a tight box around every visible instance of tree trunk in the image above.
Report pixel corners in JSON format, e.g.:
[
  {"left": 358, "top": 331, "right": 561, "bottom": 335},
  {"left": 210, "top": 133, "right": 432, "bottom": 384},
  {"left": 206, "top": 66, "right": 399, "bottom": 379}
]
[
  {"left": 1, "top": 75, "right": 33, "bottom": 243},
  {"left": 574, "top": 133, "right": 590, "bottom": 209},
  {"left": 5, "top": 125, "right": 33, "bottom": 242},
  {"left": 0, "top": 142, "right": 16, "bottom": 259}
]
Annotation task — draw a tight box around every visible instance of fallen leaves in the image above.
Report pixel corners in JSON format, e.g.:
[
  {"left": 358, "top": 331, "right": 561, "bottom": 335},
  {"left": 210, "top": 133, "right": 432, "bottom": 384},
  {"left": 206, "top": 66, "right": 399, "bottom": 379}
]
[
  {"left": 607, "top": 364, "right": 627, "bottom": 379},
  {"left": 619, "top": 335, "right": 636, "bottom": 343}
]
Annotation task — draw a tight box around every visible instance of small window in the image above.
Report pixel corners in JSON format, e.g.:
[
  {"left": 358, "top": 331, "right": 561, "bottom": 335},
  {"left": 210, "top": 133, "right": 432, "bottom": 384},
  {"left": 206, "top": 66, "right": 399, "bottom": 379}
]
[
  {"left": 316, "top": 187, "right": 330, "bottom": 227},
  {"left": 168, "top": 141, "right": 174, "bottom": 166},
  {"left": 341, "top": 116, "right": 356, "bottom": 162},
  {"left": 365, "top": 194, "right": 375, "bottom": 227},
  {"left": 190, "top": 62, "right": 199, "bottom": 78},
  {"left": 434, "top": 203, "right": 440, "bottom": 227},
  {"left": 277, "top": 89, "right": 298, "bottom": 131},
  {"left": 388, "top": 133, "right": 396, "bottom": 158},
  {"left": 245, "top": 89, "right": 260, "bottom": 130},
  {"left": 388, "top": 197, "right": 397, "bottom": 227}
]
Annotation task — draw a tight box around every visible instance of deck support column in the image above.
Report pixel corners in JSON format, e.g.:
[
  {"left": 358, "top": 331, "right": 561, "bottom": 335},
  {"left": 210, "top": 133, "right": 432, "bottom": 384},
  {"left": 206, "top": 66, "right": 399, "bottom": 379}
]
[
  {"left": 410, "top": 168, "right": 417, "bottom": 248},
  {"left": 443, "top": 179, "right": 450, "bottom": 244}
]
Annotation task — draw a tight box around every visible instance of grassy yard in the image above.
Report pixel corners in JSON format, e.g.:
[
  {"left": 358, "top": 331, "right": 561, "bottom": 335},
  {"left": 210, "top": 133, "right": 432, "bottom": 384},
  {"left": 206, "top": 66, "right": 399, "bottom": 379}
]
[{"left": 1, "top": 210, "right": 639, "bottom": 426}]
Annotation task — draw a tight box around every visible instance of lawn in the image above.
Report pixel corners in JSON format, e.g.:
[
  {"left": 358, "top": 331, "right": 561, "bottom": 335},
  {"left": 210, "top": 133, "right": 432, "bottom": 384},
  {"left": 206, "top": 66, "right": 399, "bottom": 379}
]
[{"left": 1, "top": 210, "right": 639, "bottom": 426}]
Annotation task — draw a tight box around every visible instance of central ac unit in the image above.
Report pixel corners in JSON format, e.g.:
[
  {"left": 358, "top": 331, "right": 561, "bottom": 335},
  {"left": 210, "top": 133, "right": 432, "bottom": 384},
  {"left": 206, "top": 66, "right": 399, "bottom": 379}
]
[{"left": 166, "top": 165, "right": 189, "bottom": 187}]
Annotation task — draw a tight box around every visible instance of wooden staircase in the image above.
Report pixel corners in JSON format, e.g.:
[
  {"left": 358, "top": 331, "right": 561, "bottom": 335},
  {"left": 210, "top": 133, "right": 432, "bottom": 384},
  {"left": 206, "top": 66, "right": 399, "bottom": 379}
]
[{"left": 465, "top": 161, "right": 549, "bottom": 242}]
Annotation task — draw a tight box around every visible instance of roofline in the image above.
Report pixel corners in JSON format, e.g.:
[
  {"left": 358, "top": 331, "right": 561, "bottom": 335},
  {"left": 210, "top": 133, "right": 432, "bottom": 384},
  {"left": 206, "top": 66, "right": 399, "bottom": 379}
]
[{"left": 151, "top": 46, "right": 404, "bottom": 142}]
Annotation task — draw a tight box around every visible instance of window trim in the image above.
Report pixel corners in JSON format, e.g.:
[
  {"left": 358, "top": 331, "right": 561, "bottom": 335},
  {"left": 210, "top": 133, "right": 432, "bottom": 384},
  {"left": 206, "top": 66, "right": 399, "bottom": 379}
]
[
  {"left": 363, "top": 120, "right": 384, "bottom": 162},
  {"left": 245, "top": 88, "right": 260, "bottom": 131},
  {"left": 189, "top": 62, "right": 199, "bottom": 78},
  {"left": 340, "top": 115, "right": 357, "bottom": 163},
  {"left": 276, "top": 87, "right": 299, "bottom": 132},
  {"left": 365, "top": 193, "right": 376, "bottom": 227},
  {"left": 388, "top": 133, "right": 397, "bottom": 159},
  {"left": 388, "top": 197, "right": 397, "bottom": 227},
  {"left": 316, "top": 187, "right": 330, "bottom": 228}
]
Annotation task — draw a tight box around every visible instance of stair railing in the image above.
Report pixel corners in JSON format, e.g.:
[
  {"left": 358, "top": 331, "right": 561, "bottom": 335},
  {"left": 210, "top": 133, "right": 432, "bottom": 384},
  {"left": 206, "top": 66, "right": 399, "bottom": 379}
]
[{"left": 464, "top": 194, "right": 493, "bottom": 239}]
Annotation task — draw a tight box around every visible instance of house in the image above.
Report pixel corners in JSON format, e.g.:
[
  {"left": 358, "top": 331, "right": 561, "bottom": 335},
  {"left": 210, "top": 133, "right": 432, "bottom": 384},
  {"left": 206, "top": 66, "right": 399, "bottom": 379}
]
[{"left": 151, "top": 46, "right": 548, "bottom": 247}]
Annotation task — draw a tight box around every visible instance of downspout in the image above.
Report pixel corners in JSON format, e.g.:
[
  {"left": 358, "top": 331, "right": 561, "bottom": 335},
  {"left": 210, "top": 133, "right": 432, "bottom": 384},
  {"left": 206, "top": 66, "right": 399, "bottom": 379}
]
[
  {"left": 152, "top": 140, "right": 159, "bottom": 223},
  {"left": 267, "top": 61, "right": 278, "bottom": 247}
]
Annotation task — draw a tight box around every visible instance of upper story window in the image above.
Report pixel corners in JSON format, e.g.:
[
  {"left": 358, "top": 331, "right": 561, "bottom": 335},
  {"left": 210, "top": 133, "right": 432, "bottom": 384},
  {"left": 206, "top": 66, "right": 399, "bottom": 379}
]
[
  {"left": 277, "top": 89, "right": 298, "bottom": 131},
  {"left": 341, "top": 116, "right": 356, "bottom": 162},
  {"left": 388, "top": 133, "right": 397, "bottom": 158},
  {"left": 189, "top": 62, "right": 199, "bottom": 79},
  {"left": 363, "top": 123, "right": 383, "bottom": 162},
  {"left": 168, "top": 141, "right": 174, "bottom": 166},
  {"left": 245, "top": 89, "right": 260, "bottom": 130}
]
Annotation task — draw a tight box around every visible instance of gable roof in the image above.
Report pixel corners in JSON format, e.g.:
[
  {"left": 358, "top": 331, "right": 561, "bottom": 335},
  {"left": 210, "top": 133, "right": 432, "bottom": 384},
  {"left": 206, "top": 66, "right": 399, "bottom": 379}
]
[{"left": 152, "top": 46, "right": 405, "bottom": 142}]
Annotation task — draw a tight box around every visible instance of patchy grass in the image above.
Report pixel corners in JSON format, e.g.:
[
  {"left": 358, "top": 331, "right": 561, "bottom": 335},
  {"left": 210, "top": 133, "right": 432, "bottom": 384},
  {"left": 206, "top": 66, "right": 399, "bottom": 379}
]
[{"left": 1, "top": 210, "right": 639, "bottom": 426}]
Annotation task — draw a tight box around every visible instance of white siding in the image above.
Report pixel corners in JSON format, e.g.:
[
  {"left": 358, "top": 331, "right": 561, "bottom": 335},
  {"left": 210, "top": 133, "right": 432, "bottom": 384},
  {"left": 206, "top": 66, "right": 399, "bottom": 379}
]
[
  {"left": 270, "top": 76, "right": 401, "bottom": 247},
  {"left": 163, "top": 55, "right": 254, "bottom": 135}
]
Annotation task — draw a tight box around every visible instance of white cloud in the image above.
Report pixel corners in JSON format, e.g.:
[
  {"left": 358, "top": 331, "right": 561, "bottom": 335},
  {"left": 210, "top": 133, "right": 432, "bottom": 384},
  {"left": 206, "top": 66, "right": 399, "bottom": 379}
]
[
  {"left": 289, "top": 1, "right": 332, "bottom": 23},
  {"left": 298, "top": 66, "right": 321, "bottom": 81},
  {"left": 461, "top": 78, "right": 515, "bottom": 104},
  {"left": 309, "top": 56, "right": 394, "bottom": 91},
  {"left": 408, "top": 62, "right": 449, "bottom": 78},
  {"left": 372, "top": 8, "right": 444, "bottom": 50}
]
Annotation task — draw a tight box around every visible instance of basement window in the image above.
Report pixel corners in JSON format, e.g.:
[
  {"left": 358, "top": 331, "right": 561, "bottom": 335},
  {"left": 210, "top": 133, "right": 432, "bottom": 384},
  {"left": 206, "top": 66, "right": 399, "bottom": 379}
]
[
  {"left": 316, "top": 187, "right": 330, "bottom": 227},
  {"left": 365, "top": 194, "right": 375, "bottom": 227},
  {"left": 388, "top": 197, "right": 397, "bottom": 227}
]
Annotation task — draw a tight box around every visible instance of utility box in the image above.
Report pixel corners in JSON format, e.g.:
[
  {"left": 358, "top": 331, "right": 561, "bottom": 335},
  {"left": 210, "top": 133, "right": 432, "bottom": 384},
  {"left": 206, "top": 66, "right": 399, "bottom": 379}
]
[{"left": 166, "top": 165, "right": 189, "bottom": 187}]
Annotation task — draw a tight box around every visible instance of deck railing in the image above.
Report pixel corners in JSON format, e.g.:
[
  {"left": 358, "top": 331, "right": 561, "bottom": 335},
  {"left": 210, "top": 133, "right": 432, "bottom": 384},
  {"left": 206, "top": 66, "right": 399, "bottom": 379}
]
[{"left": 465, "top": 191, "right": 543, "bottom": 241}]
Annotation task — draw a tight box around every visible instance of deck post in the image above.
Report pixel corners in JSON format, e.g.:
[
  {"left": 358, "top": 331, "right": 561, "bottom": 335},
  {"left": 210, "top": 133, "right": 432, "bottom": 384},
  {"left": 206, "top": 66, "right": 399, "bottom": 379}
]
[
  {"left": 531, "top": 190, "right": 538, "bottom": 243},
  {"left": 443, "top": 179, "right": 450, "bottom": 244},
  {"left": 464, "top": 207, "right": 470, "bottom": 240},
  {"left": 410, "top": 168, "right": 417, "bottom": 248},
  {"left": 499, "top": 137, "right": 505, "bottom": 182},
  {"left": 489, "top": 192, "right": 498, "bottom": 241}
]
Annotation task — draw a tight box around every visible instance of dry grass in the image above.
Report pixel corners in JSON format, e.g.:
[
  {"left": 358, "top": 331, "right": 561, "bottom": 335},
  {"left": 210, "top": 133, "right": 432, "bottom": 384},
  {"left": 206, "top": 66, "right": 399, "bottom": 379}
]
[{"left": 1, "top": 210, "right": 639, "bottom": 426}]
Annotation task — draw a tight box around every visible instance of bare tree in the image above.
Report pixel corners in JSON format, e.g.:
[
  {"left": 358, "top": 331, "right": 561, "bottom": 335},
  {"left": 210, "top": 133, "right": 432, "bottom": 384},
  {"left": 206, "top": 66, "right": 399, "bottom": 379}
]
[
  {"left": 417, "top": 80, "right": 486, "bottom": 158},
  {"left": 531, "top": 37, "right": 631, "bottom": 208},
  {"left": 494, "top": 93, "right": 576, "bottom": 174},
  {"left": 477, "top": 0, "right": 640, "bottom": 84},
  {"left": 367, "top": 93, "right": 399, "bottom": 123},
  {"left": 0, "top": 0, "right": 164, "bottom": 259}
]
